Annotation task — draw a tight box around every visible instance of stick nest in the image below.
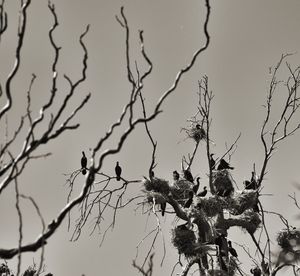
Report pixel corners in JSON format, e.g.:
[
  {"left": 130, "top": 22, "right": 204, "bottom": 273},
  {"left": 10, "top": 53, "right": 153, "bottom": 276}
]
[
  {"left": 277, "top": 228, "right": 300, "bottom": 250},
  {"left": 212, "top": 170, "right": 234, "bottom": 195},
  {"left": 172, "top": 226, "right": 196, "bottom": 257},
  {"left": 143, "top": 177, "right": 170, "bottom": 195},
  {"left": 185, "top": 125, "right": 207, "bottom": 143},
  {"left": 170, "top": 179, "right": 193, "bottom": 205}
]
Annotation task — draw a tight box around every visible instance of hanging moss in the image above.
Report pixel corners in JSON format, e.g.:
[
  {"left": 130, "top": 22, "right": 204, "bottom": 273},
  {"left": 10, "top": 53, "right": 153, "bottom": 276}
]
[{"left": 142, "top": 177, "right": 170, "bottom": 195}]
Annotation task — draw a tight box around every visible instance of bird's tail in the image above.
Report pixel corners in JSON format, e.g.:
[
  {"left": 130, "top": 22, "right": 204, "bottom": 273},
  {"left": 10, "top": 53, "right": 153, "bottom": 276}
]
[
  {"left": 82, "top": 169, "right": 87, "bottom": 175},
  {"left": 116, "top": 176, "right": 121, "bottom": 181}
]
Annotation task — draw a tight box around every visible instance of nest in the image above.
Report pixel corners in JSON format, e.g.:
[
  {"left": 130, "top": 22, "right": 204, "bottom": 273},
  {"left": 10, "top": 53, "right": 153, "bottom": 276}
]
[
  {"left": 196, "top": 196, "right": 224, "bottom": 217},
  {"left": 170, "top": 179, "right": 193, "bottom": 204},
  {"left": 277, "top": 229, "right": 300, "bottom": 250},
  {"left": 172, "top": 225, "right": 196, "bottom": 257},
  {"left": 143, "top": 177, "right": 170, "bottom": 195},
  {"left": 186, "top": 125, "right": 207, "bottom": 143},
  {"left": 228, "top": 190, "right": 258, "bottom": 215},
  {"left": 212, "top": 170, "right": 234, "bottom": 195},
  {"left": 219, "top": 211, "right": 261, "bottom": 234}
]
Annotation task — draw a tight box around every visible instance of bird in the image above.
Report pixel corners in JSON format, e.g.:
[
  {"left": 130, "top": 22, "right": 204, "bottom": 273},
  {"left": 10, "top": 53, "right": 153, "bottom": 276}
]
[
  {"left": 81, "top": 151, "right": 87, "bottom": 175},
  {"left": 150, "top": 170, "right": 155, "bottom": 178},
  {"left": 184, "top": 169, "right": 194, "bottom": 183},
  {"left": 209, "top": 153, "right": 216, "bottom": 170},
  {"left": 196, "top": 124, "right": 201, "bottom": 129},
  {"left": 173, "top": 170, "right": 180, "bottom": 181},
  {"left": 228, "top": 240, "right": 238, "bottom": 258},
  {"left": 197, "top": 186, "right": 207, "bottom": 197},
  {"left": 161, "top": 202, "right": 166, "bottom": 216},
  {"left": 217, "top": 159, "right": 234, "bottom": 170},
  {"left": 244, "top": 180, "right": 255, "bottom": 190},
  {"left": 193, "top": 177, "right": 201, "bottom": 194},
  {"left": 184, "top": 191, "right": 194, "bottom": 208},
  {"left": 115, "top": 161, "right": 122, "bottom": 181},
  {"left": 251, "top": 171, "right": 258, "bottom": 188}
]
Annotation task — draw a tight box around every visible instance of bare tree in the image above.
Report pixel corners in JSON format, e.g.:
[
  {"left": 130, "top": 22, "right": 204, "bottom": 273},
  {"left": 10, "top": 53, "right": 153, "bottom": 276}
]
[
  {"left": 1, "top": 1, "right": 299, "bottom": 276},
  {"left": 0, "top": 0, "right": 211, "bottom": 275}
]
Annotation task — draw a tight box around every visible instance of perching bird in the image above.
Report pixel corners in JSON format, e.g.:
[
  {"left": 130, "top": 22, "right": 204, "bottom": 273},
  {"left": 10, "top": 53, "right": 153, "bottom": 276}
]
[
  {"left": 150, "top": 170, "right": 155, "bottom": 178},
  {"left": 244, "top": 180, "right": 255, "bottom": 190},
  {"left": 217, "top": 159, "right": 234, "bottom": 170},
  {"left": 251, "top": 171, "right": 258, "bottom": 188},
  {"left": 184, "top": 191, "right": 194, "bottom": 208},
  {"left": 209, "top": 153, "right": 216, "bottom": 170},
  {"left": 81, "top": 151, "right": 87, "bottom": 175},
  {"left": 228, "top": 240, "right": 238, "bottom": 258},
  {"left": 197, "top": 186, "right": 207, "bottom": 197},
  {"left": 115, "top": 161, "right": 122, "bottom": 181},
  {"left": 173, "top": 170, "right": 180, "bottom": 181},
  {"left": 184, "top": 169, "right": 194, "bottom": 183},
  {"left": 161, "top": 202, "right": 166, "bottom": 216},
  {"left": 193, "top": 177, "right": 201, "bottom": 194}
]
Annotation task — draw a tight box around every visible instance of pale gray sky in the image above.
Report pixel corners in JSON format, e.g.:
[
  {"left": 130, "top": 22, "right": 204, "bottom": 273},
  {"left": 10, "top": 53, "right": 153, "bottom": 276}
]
[{"left": 0, "top": 1, "right": 300, "bottom": 275}]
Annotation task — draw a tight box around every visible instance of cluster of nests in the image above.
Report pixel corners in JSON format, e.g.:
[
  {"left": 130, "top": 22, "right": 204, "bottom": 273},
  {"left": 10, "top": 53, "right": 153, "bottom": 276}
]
[{"left": 142, "top": 166, "right": 262, "bottom": 272}]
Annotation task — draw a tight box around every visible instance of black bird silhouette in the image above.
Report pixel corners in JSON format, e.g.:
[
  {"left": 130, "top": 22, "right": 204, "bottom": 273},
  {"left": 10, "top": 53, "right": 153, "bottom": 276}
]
[
  {"left": 184, "top": 169, "right": 194, "bottom": 183},
  {"left": 184, "top": 191, "right": 194, "bottom": 208},
  {"left": 209, "top": 153, "right": 216, "bottom": 170},
  {"left": 251, "top": 171, "right": 258, "bottom": 188},
  {"left": 244, "top": 180, "right": 255, "bottom": 190},
  {"left": 193, "top": 177, "right": 201, "bottom": 194},
  {"left": 197, "top": 186, "right": 207, "bottom": 197},
  {"left": 173, "top": 170, "right": 180, "bottom": 181},
  {"left": 115, "top": 161, "right": 122, "bottom": 181},
  {"left": 81, "top": 151, "right": 87, "bottom": 175},
  {"left": 228, "top": 240, "right": 238, "bottom": 257},
  {"left": 161, "top": 202, "right": 166, "bottom": 216},
  {"left": 217, "top": 159, "right": 234, "bottom": 170}
]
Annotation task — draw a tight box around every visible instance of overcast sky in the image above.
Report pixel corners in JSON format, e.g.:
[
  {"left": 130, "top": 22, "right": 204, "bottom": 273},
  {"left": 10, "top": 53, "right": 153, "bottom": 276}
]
[{"left": 1, "top": 1, "right": 300, "bottom": 275}]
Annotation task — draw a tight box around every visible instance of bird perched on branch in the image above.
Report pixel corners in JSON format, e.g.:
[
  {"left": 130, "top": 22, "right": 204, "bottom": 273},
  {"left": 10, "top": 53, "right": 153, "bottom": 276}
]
[
  {"left": 193, "top": 177, "right": 201, "bottom": 194},
  {"left": 251, "top": 171, "right": 258, "bottom": 188},
  {"left": 115, "top": 161, "right": 122, "bottom": 181},
  {"left": 217, "top": 159, "right": 234, "bottom": 170},
  {"left": 173, "top": 170, "right": 180, "bottom": 181},
  {"left": 184, "top": 191, "right": 194, "bottom": 208},
  {"left": 197, "top": 186, "right": 207, "bottom": 197},
  {"left": 209, "top": 153, "right": 216, "bottom": 170},
  {"left": 184, "top": 169, "right": 194, "bottom": 183},
  {"left": 228, "top": 240, "right": 238, "bottom": 258},
  {"left": 81, "top": 151, "right": 87, "bottom": 175}
]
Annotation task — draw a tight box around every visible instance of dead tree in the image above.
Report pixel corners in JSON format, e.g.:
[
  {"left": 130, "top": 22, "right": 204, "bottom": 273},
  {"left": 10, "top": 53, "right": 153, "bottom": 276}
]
[{"left": 0, "top": 0, "right": 211, "bottom": 275}]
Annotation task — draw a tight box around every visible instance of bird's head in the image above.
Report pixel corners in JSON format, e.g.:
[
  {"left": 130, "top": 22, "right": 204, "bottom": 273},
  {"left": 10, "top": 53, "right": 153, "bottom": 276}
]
[
  {"left": 82, "top": 151, "right": 85, "bottom": 156},
  {"left": 204, "top": 186, "right": 207, "bottom": 190}
]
